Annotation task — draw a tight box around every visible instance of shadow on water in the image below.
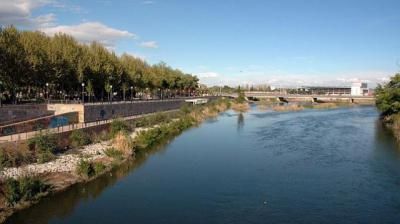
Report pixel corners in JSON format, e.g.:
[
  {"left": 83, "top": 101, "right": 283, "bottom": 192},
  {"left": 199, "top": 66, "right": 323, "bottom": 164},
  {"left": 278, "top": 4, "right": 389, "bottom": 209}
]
[
  {"left": 237, "top": 113, "right": 244, "bottom": 131},
  {"left": 5, "top": 138, "right": 173, "bottom": 224}
]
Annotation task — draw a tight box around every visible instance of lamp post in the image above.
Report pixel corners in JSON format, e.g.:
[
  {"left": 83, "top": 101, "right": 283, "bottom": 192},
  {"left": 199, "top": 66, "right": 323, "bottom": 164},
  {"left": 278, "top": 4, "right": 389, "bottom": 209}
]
[
  {"left": 130, "top": 86, "right": 133, "bottom": 102},
  {"left": 110, "top": 85, "right": 113, "bottom": 103},
  {"left": 81, "top": 82, "right": 85, "bottom": 104},
  {"left": 46, "top": 82, "right": 49, "bottom": 104}
]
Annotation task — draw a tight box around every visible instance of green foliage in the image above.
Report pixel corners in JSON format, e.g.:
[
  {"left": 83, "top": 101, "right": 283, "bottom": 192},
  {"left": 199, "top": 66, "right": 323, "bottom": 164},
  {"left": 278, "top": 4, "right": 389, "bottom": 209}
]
[
  {"left": 69, "top": 129, "right": 91, "bottom": 147},
  {"left": 0, "top": 149, "right": 34, "bottom": 169},
  {"left": 134, "top": 117, "right": 195, "bottom": 152},
  {"left": 28, "top": 133, "right": 57, "bottom": 163},
  {"left": 235, "top": 86, "right": 246, "bottom": 103},
  {"left": 93, "top": 162, "right": 106, "bottom": 174},
  {"left": 375, "top": 73, "right": 400, "bottom": 116},
  {"left": 76, "top": 159, "right": 106, "bottom": 178},
  {"left": 180, "top": 103, "right": 192, "bottom": 114},
  {"left": 110, "top": 119, "right": 130, "bottom": 137},
  {"left": 134, "top": 112, "right": 173, "bottom": 127},
  {"left": 0, "top": 26, "right": 199, "bottom": 103},
  {"left": 76, "top": 159, "right": 95, "bottom": 178},
  {"left": 104, "top": 147, "right": 124, "bottom": 160},
  {"left": 3, "top": 176, "right": 48, "bottom": 205}
]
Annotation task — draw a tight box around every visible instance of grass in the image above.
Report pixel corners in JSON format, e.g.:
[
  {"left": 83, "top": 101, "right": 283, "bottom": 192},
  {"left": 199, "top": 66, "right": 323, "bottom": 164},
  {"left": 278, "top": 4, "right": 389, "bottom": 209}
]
[
  {"left": 104, "top": 147, "right": 124, "bottom": 160},
  {"left": 112, "top": 132, "right": 133, "bottom": 156},
  {"left": 272, "top": 104, "right": 304, "bottom": 112},
  {"left": 2, "top": 176, "right": 48, "bottom": 206},
  {"left": 28, "top": 133, "right": 57, "bottom": 163},
  {"left": 76, "top": 159, "right": 107, "bottom": 178},
  {"left": 231, "top": 102, "right": 250, "bottom": 112},
  {"left": 69, "top": 129, "right": 91, "bottom": 147},
  {"left": 110, "top": 119, "right": 130, "bottom": 137},
  {"left": 0, "top": 149, "right": 33, "bottom": 170}
]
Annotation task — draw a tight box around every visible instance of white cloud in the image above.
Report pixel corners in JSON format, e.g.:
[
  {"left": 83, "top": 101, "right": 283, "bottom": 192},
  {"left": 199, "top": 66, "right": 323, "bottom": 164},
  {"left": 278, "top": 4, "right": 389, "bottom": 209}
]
[
  {"left": 195, "top": 68, "right": 393, "bottom": 88},
  {"left": 0, "top": 0, "right": 55, "bottom": 27},
  {"left": 41, "top": 22, "right": 136, "bottom": 47},
  {"left": 139, "top": 41, "right": 158, "bottom": 49},
  {"left": 196, "top": 72, "right": 220, "bottom": 78}
]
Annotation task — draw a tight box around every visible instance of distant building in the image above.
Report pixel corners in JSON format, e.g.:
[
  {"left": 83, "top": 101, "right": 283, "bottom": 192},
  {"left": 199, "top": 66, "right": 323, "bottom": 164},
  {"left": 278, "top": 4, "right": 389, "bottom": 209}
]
[
  {"left": 300, "top": 82, "right": 369, "bottom": 96},
  {"left": 351, "top": 82, "right": 369, "bottom": 96}
]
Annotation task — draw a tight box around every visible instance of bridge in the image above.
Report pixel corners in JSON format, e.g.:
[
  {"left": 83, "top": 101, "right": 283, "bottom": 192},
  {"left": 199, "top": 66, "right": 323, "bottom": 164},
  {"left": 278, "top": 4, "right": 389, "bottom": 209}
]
[{"left": 225, "top": 91, "right": 375, "bottom": 103}]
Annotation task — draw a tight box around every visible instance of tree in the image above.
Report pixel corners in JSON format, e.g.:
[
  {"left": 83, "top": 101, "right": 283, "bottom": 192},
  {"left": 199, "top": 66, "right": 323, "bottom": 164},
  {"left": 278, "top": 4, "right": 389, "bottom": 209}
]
[
  {"left": 375, "top": 73, "right": 400, "bottom": 116},
  {"left": 86, "top": 80, "right": 94, "bottom": 102},
  {"left": 236, "top": 86, "right": 246, "bottom": 103},
  {"left": 122, "top": 82, "right": 128, "bottom": 101}
]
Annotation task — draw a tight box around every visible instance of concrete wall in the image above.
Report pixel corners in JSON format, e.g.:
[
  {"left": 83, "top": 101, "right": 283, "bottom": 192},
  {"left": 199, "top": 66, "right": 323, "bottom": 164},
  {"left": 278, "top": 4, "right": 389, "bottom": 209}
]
[
  {"left": 0, "top": 104, "right": 53, "bottom": 125},
  {"left": 83, "top": 100, "right": 186, "bottom": 122},
  {"left": 0, "top": 112, "right": 79, "bottom": 136},
  {"left": 48, "top": 104, "right": 84, "bottom": 122}
]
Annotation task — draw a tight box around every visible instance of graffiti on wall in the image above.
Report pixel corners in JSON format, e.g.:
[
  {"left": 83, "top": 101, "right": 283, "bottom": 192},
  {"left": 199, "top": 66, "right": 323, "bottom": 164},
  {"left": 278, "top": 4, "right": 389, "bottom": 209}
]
[{"left": 0, "top": 112, "right": 79, "bottom": 136}]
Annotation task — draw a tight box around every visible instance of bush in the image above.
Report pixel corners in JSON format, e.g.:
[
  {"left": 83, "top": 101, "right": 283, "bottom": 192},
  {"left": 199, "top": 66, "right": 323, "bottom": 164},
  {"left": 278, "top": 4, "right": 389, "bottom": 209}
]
[
  {"left": 28, "top": 133, "right": 57, "bottom": 163},
  {"left": 69, "top": 129, "right": 91, "bottom": 147},
  {"left": 3, "top": 178, "right": 20, "bottom": 205},
  {"left": 3, "top": 176, "right": 48, "bottom": 205},
  {"left": 112, "top": 132, "right": 133, "bottom": 155},
  {"left": 134, "top": 112, "right": 172, "bottom": 127},
  {"left": 104, "top": 147, "right": 124, "bottom": 160},
  {"left": 376, "top": 73, "right": 400, "bottom": 116},
  {"left": 93, "top": 162, "right": 106, "bottom": 174},
  {"left": 76, "top": 159, "right": 95, "bottom": 178},
  {"left": 0, "top": 149, "right": 34, "bottom": 169},
  {"left": 110, "top": 119, "right": 129, "bottom": 137},
  {"left": 76, "top": 159, "right": 106, "bottom": 178}
]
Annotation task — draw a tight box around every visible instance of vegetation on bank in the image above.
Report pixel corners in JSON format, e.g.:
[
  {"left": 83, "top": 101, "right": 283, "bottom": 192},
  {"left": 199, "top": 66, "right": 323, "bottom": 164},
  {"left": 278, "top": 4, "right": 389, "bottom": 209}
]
[
  {"left": 375, "top": 74, "right": 400, "bottom": 140},
  {"left": 0, "top": 98, "right": 233, "bottom": 222},
  {"left": 2, "top": 176, "right": 48, "bottom": 206}
]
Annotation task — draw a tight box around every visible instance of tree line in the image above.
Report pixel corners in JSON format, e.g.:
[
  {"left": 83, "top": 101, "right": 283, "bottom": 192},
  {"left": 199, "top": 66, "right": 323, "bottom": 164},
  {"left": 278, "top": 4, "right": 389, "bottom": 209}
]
[{"left": 0, "top": 26, "right": 199, "bottom": 104}]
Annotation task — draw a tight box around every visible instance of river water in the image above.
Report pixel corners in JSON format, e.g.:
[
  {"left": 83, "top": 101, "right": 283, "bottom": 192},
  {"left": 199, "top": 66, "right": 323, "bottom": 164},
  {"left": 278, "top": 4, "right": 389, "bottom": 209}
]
[{"left": 7, "top": 105, "right": 400, "bottom": 224}]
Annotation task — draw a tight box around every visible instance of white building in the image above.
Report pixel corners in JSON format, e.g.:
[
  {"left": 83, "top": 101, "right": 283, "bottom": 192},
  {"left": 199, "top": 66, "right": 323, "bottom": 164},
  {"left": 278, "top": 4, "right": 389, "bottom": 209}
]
[{"left": 351, "top": 82, "right": 368, "bottom": 96}]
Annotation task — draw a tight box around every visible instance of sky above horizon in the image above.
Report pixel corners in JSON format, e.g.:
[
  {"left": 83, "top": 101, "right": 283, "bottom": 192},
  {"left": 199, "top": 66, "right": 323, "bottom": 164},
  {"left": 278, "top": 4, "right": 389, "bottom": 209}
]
[{"left": 1, "top": 0, "right": 400, "bottom": 87}]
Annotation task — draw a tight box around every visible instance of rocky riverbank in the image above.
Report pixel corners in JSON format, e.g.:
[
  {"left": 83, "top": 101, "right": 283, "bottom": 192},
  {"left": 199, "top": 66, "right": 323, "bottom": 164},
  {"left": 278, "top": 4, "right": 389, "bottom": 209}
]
[{"left": 0, "top": 98, "right": 232, "bottom": 223}]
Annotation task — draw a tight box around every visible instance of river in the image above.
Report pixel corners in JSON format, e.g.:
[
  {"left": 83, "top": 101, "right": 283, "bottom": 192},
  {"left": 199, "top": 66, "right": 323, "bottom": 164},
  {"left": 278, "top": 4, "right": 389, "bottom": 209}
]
[{"left": 6, "top": 105, "right": 400, "bottom": 223}]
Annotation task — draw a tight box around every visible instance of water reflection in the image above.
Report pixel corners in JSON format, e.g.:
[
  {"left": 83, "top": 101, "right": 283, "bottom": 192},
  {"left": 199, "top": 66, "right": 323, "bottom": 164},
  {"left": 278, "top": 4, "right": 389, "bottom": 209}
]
[
  {"left": 5, "top": 140, "right": 171, "bottom": 224},
  {"left": 237, "top": 113, "right": 244, "bottom": 131}
]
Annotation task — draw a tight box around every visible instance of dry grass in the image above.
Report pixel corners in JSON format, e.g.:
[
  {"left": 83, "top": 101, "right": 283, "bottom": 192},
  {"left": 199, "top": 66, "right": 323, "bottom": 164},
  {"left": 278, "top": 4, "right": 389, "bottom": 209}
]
[
  {"left": 311, "top": 103, "right": 338, "bottom": 109},
  {"left": 272, "top": 104, "right": 304, "bottom": 112},
  {"left": 231, "top": 102, "right": 250, "bottom": 112},
  {"left": 112, "top": 132, "right": 133, "bottom": 156}
]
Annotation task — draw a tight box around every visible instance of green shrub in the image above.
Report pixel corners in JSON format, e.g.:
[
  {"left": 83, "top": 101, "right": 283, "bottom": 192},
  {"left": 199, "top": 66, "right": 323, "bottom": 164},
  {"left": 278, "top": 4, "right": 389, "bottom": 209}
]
[
  {"left": 110, "top": 119, "right": 129, "bottom": 137},
  {"left": 76, "top": 159, "right": 106, "bottom": 178},
  {"left": 69, "top": 129, "right": 91, "bottom": 147},
  {"left": 3, "top": 176, "right": 48, "bottom": 205},
  {"left": 76, "top": 159, "right": 95, "bottom": 178},
  {"left": 180, "top": 103, "right": 192, "bottom": 114},
  {"left": 28, "top": 133, "right": 57, "bottom": 163},
  {"left": 93, "top": 162, "right": 106, "bottom": 174},
  {"left": 0, "top": 149, "right": 33, "bottom": 169},
  {"left": 3, "top": 178, "right": 20, "bottom": 205},
  {"left": 104, "top": 147, "right": 124, "bottom": 160},
  {"left": 134, "top": 112, "right": 172, "bottom": 127}
]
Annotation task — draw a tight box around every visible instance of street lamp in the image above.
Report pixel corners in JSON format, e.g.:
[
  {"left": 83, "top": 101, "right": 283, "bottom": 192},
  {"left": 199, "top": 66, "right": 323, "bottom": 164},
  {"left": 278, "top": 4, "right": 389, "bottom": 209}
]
[
  {"left": 130, "top": 86, "right": 133, "bottom": 102},
  {"left": 110, "top": 85, "right": 113, "bottom": 103},
  {"left": 81, "top": 82, "right": 85, "bottom": 104},
  {"left": 46, "top": 82, "right": 49, "bottom": 104}
]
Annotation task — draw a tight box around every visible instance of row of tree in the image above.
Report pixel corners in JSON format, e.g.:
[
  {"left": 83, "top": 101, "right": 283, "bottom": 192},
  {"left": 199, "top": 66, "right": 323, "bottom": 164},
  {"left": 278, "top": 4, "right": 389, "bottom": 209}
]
[{"left": 0, "top": 26, "right": 199, "bottom": 104}]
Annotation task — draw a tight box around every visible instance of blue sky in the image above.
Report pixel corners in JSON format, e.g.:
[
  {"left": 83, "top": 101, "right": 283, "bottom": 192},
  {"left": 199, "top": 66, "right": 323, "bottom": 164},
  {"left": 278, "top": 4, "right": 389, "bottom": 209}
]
[{"left": 1, "top": 0, "right": 400, "bottom": 87}]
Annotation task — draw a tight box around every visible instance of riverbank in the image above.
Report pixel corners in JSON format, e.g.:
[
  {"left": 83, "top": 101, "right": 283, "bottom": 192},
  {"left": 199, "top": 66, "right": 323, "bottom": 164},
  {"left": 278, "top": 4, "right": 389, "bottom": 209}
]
[{"left": 0, "top": 98, "right": 232, "bottom": 223}]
